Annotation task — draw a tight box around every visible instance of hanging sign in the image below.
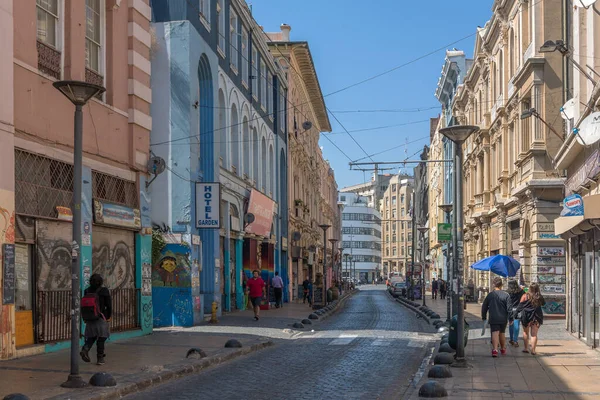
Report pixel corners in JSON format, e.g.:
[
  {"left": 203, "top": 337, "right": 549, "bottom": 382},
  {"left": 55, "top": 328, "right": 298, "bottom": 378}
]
[
  {"left": 560, "top": 194, "right": 584, "bottom": 217},
  {"left": 195, "top": 183, "right": 220, "bottom": 228},
  {"left": 437, "top": 223, "right": 452, "bottom": 242},
  {"left": 93, "top": 200, "right": 141, "bottom": 229}
]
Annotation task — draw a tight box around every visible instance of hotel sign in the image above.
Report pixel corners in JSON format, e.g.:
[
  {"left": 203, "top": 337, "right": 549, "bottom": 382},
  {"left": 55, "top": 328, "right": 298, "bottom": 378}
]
[{"left": 195, "top": 183, "right": 220, "bottom": 228}]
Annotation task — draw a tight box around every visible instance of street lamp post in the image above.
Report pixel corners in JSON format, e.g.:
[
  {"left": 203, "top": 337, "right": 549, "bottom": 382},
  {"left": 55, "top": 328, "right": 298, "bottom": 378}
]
[
  {"left": 440, "top": 124, "right": 479, "bottom": 368},
  {"left": 53, "top": 80, "right": 106, "bottom": 388},
  {"left": 418, "top": 226, "right": 428, "bottom": 307},
  {"left": 329, "top": 239, "right": 338, "bottom": 297},
  {"left": 338, "top": 247, "right": 344, "bottom": 292},
  {"left": 439, "top": 204, "right": 453, "bottom": 322},
  {"left": 318, "top": 224, "right": 331, "bottom": 307}
]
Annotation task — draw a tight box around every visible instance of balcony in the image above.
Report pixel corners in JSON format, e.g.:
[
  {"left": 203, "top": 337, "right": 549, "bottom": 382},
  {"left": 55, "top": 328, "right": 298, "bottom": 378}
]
[
  {"left": 491, "top": 93, "right": 504, "bottom": 122},
  {"left": 523, "top": 42, "right": 534, "bottom": 65},
  {"left": 508, "top": 77, "right": 515, "bottom": 99}
]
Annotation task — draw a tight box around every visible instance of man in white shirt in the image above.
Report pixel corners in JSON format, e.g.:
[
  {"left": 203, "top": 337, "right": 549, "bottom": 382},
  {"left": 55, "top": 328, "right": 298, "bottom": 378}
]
[{"left": 272, "top": 271, "right": 284, "bottom": 308}]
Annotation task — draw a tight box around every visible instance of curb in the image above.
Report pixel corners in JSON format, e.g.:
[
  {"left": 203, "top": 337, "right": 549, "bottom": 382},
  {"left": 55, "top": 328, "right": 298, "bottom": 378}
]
[
  {"left": 389, "top": 293, "right": 436, "bottom": 325},
  {"left": 47, "top": 340, "right": 274, "bottom": 400}
]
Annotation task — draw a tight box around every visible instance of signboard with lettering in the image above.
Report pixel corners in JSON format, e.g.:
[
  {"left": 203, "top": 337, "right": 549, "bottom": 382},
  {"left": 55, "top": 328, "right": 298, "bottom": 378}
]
[
  {"left": 313, "top": 287, "right": 324, "bottom": 306},
  {"left": 3, "top": 244, "right": 16, "bottom": 305},
  {"left": 537, "top": 223, "right": 555, "bottom": 232},
  {"left": 437, "top": 223, "right": 452, "bottom": 242},
  {"left": 93, "top": 200, "right": 141, "bottom": 229},
  {"left": 538, "top": 247, "right": 565, "bottom": 257},
  {"left": 560, "top": 194, "right": 584, "bottom": 217},
  {"left": 244, "top": 189, "right": 275, "bottom": 237},
  {"left": 195, "top": 183, "right": 220, "bottom": 228}
]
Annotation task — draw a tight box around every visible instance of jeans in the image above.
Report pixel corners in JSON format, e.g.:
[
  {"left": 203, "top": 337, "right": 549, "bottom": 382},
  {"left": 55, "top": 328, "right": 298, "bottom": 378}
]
[
  {"left": 509, "top": 320, "right": 521, "bottom": 342},
  {"left": 84, "top": 336, "right": 107, "bottom": 357}
]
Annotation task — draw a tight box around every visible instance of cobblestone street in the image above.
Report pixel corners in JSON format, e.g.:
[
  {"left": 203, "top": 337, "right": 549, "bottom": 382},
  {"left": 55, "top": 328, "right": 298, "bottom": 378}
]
[{"left": 126, "top": 286, "right": 435, "bottom": 400}]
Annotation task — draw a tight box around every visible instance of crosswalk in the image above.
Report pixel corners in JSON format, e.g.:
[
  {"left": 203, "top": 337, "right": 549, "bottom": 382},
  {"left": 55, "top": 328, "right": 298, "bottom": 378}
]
[{"left": 326, "top": 336, "right": 429, "bottom": 348}]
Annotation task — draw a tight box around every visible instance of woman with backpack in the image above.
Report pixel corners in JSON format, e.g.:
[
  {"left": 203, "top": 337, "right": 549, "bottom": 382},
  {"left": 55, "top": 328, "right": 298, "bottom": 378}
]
[
  {"left": 80, "top": 274, "right": 112, "bottom": 365},
  {"left": 516, "top": 282, "right": 545, "bottom": 355},
  {"left": 507, "top": 280, "right": 525, "bottom": 347}
]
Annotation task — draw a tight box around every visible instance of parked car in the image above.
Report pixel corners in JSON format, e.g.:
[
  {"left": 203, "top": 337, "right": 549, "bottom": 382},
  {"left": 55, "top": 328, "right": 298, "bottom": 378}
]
[{"left": 391, "top": 282, "right": 407, "bottom": 298}]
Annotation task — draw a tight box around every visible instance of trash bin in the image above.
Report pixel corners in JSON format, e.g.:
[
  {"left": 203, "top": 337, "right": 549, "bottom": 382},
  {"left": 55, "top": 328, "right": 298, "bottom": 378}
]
[{"left": 448, "top": 315, "right": 469, "bottom": 350}]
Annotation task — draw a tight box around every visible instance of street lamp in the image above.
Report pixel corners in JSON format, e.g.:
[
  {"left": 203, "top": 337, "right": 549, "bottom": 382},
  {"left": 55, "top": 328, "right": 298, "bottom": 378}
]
[
  {"left": 338, "top": 247, "right": 344, "bottom": 292},
  {"left": 439, "top": 124, "right": 479, "bottom": 368},
  {"left": 438, "top": 204, "right": 453, "bottom": 323},
  {"left": 520, "top": 108, "right": 564, "bottom": 141},
  {"left": 417, "top": 226, "right": 428, "bottom": 307},
  {"left": 329, "top": 239, "right": 338, "bottom": 298},
  {"left": 318, "top": 224, "right": 331, "bottom": 307},
  {"left": 539, "top": 39, "right": 597, "bottom": 84},
  {"left": 53, "top": 80, "right": 105, "bottom": 388}
]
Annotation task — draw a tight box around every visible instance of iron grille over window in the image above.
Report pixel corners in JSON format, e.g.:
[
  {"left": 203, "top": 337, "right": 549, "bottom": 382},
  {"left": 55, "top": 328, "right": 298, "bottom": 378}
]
[
  {"left": 15, "top": 149, "right": 74, "bottom": 218},
  {"left": 92, "top": 171, "right": 138, "bottom": 208}
]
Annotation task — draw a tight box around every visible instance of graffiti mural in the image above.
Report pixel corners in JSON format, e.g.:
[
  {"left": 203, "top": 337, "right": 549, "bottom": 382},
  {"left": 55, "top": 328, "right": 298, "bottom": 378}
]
[
  {"left": 543, "top": 296, "right": 566, "bottom": 315},
  {"left": 152, "top": 287, "right": 194, "bottom": 327},
  {"left": 36, "top": 220, "right": 72, "bottom": 290},
  {"left": 92, "top": 225, "right": 135, "bottom": 289},
  {"left": 152, "top": 243, "right": 191, "bottom": 287}
]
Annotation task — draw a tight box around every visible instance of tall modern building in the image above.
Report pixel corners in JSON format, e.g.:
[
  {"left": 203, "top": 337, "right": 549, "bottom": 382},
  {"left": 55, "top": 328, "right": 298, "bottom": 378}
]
[
  {"left": 340, "top": 173, "right": 393, "bottom": 209},
  {"left": 381, "top": 175, "right": 414, "bottom": 277},
  {"left": 339, "top": 193, "right": 382, "bottom": 283}
]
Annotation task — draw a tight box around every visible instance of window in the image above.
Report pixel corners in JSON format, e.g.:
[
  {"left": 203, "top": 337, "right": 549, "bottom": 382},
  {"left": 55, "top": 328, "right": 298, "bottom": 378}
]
[
  {"left": 385, "top": 198, "right": 389, "bottom": 206},
  {"left": 217, "top": 0, "right": 225, "bottom": 53},
  {"left": 401, "top": 247, "right": 405, "bottom": 256},
  {"left": 85, "top": 0, "right": 102, "bottom": 73},
  {"left": 401, "top": 208, "right": 405, "bottom": 217},
  {"left": 37, "top": 0, "right": 58, "bottom": 47},
  {"left": 252, "top": 45, "right": 258, "bottom": 97},
  {"left": 392, "top": 184, "right": 397, "bottom": 192},
  {"left": 392, "top": 234, "right": 396, "bottom": 242},
  {"left": 392, "top": 196, "right": 396, "bottom": 206},
  {"left": 279, "top": 88, "right": 286, "bottom": 131},
  {"left": 267, "top": 71, "right": 273, "bottom": 117},
  {"left": 340, "top": 196, "right": 346, "bottom": 202},
  {"left": 392, "top": 209, "right": 397, "bottom": 219},
  {"left": 199, "top": 0, "right": 210, "bottom": 22},
  {"left": 400, "top": 194, "right": 405, "bottom": 204},
  {"left": 392, "top": 247, "right": 397, "bottom": 256},
  {"left": 241, "top": 28, "right": 248, "bottom": 83},
  {"left": 401, "top": 221, "right": 405, "bottom": 230},
  {"left": 229, "top": 8, "right": 238, "bottom": 71},
  {"left": 386, "top": 249, "right": 390, "bottom": 257},
  {"left": 260, "top": 60, "right": 266, "bottom": 108}
]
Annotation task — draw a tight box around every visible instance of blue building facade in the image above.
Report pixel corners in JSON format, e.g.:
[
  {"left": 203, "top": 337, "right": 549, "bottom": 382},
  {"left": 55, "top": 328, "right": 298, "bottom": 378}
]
[{"left": 150, "top": 0, "right": 288, "bottom": 324}]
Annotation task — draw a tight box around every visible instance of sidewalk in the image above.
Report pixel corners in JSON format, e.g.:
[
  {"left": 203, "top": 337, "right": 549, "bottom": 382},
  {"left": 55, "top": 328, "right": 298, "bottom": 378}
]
[
  {"left": 0, "top": 298, "right": 341, "bottom": 400},
  {"left": 409, "top": 297, "right": 600, "bottom": 399}
]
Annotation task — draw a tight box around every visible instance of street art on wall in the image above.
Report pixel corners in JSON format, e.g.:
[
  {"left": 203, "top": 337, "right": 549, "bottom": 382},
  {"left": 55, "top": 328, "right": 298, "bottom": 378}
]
[
  {"left": 0, "top": 206, "right": 15, "bottom": 244},
  {"left": 36, "top": 220, "right": 72, "bottom": 290},
  {"left": 152, "top": 243, "right": 191, "bottom": 287},
  {"left": 92, "top": 225, "right": 135, "bottom": 289},
  {"left": 543, "top": 296, "right": 566, "bottom": 315}
]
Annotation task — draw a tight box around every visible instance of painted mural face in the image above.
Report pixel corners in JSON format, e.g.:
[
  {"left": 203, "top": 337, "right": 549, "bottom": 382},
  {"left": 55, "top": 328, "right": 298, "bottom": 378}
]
[{"left": 160, "top": 256, "right": 177, "bottom": 273}]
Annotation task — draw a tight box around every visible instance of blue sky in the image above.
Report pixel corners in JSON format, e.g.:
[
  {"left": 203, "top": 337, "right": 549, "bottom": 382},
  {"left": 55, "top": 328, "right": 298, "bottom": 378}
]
[{"left": 252, "top": 0, "right": 493, "bottom": 188}]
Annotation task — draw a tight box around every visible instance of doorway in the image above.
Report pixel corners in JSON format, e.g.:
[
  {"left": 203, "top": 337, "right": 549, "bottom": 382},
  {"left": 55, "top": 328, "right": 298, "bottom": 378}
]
[{"left": 14, "top": 243, "right": 35, "bottom": 348}]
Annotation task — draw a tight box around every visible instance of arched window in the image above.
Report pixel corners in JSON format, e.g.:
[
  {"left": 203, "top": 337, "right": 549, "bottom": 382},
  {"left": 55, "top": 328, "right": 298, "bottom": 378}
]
[
  {"left": 252, "top": 128, "right": 259, "bottom": 185},
  {"left": 242, "top": 116, "right": 250, "bottom": 178},
  {"left": 261, "top": 137, "right": 267, "bottom": 192},
  {"left": 218, "top": 90, "right": 227, "bottom": 168},
  {"left": 230, "top": 104, "right": 239, "bottom": 174},
  {"left": 269, "top": 144, "right": 275, "bottom": 196}
]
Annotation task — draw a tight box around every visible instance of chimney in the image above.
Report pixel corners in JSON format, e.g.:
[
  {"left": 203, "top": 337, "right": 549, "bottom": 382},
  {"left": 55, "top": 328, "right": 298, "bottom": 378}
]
[{"left": 280, "top": 24, "right": 291, "bottom": 41}]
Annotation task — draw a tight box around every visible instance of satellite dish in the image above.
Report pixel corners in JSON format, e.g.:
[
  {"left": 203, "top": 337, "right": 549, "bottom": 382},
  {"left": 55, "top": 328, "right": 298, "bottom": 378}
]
[
  {"left": 244, "top": 213, "right": 255, "bottom": 224},
  {"left": 302, "top": 121, "right": 312, "bottom": 131},
  {"left": 292, "top": 231, "right": 302, "bottom": 241},
  {"left": 147, "top": 156, "right": 166, "bottom": 175},
  {"left": 574, "top": 0, "right": 597, "bottom": 8},
  {"left": 575, "top": 111, "right": 600, "bottom": 146},
  {"left": 560, "top": 98, "right": 576, "bottom": 120}
]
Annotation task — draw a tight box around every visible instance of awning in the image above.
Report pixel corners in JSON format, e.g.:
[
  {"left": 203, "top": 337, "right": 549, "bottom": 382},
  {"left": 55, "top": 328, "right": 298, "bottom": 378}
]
[{"left": 555, "top": 194, "right": 600, "bottom": 237}]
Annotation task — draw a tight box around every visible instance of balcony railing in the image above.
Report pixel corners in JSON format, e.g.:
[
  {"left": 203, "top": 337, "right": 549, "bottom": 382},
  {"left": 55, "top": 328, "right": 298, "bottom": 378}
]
[{"left": 37, "top": 288, "right": 140, "bottom": 344}]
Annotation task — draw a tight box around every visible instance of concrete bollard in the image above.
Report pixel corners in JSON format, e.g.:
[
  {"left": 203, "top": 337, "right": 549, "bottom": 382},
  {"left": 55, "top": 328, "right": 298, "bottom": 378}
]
[
  {"left": 3, "top": 395, "right": 30, "bottom": 400},
  {"left": 428, "top": 365, "right": 453, "bottom": 379},
  {"left": 438, "top": 343, "right": 455, "bottom": 353},
  {"left": 433, "top": 353, "right": 455, "bottom": 365},
  {"left": 186, "top": 348, "right": 207, "bottom": 359},
  {"left": 89, "top": 372, "right": 117, "bottom": 387},
  {"left": 308, "top": 313, "right": 319, "bottom": 320},
  {"left": 301, "top": 319, "right": 312, "bottom": 325},
  {"left": 293, "top": 322, "right": 305, "bottom": 329},
  {"left": 418, "top": 380, "right": 448, "bottom": 397}
]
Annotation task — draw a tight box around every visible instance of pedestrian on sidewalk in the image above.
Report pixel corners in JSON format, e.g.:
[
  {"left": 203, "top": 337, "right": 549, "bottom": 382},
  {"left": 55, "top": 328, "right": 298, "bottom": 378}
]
[
  {"left": 80, "top": 274, "right": 112, "bottom": 366},
  {"left": 272, "top": 271, "right": 284, "bottom": 308},
  {"left": 431, "top": 278, "right": 438, "bottom": 299},
  {"left": 517, "top": 282, "right": 545, "bottom": 355},
  {"left": 507, "top": 280, "right": 525, "bottom": 347},
  {"left": 302, "top": 277, "right": 312, "bottom": 305},
  {"left": 481, "top": 276, "right": 512, "bottom": 357},
  {"left": 439, "top": 279, "right": 447, "bottom": 300},
  {"left": 246, "top": 270, "right": 266, "bottom": 321}
]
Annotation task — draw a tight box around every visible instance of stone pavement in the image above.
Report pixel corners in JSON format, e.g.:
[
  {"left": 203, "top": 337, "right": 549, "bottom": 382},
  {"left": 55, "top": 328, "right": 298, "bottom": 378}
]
[
  {"left": 0, "top": 297, "right": 349, "bottom": 400},
  {"left": 405, "top": 296, "right": 600, "bottom": 399}
]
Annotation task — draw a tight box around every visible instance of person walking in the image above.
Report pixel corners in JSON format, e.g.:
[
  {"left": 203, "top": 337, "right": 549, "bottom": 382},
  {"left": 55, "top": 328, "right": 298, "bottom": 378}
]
[
  {"left": 517, "top": 282, "right": 545, "bottom": 355},
  {"left": 80, "top": 274, "right": 112, "bottom": 366},
  {"left": 481, "top": 276, "right": 512, "bottom": 357},
  {"left": 439, "top": 279, "right": 446, "bottom": 300},
  {"left": 507, "top": 280, "right": 525, "bottom": 347},
  {"left": 246, "top": 270, "right": 266, "bottom": 321},
  {"left": 272, "top": 271, "right": 284, "bottom": 308},
  {"left": 431, "top": 278, "right": 439, "bottom": 299},
  {"left": 302, "top": 277, "right": 311, "bottom": 304}
]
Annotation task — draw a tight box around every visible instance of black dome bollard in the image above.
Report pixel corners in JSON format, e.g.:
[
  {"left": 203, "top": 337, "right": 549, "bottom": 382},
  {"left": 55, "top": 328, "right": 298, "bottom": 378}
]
[
  {"left": 438, "top": 343, "right": 455, "bottom": 353},
  {"left": 301, "top": 319, "right": 312, "bottom": 325},
  {"left": 293, "top": 322, "right": 305, "bottom": 329},
  {"left": 224, "top": 339, "right": 243, "bottom": 348},
  {"left": 433, "top": 353, "right": 455, "bottom": 365},
  {"left": 3, "top": 395, "right": 30, "bottom": 400},
  {"left": 89, "top": 372, "right": 117, "bottom": 387},
  {"left": 186, "top": 348, "right": 207, "bottom": 359},
  {"left": 418, "top": 381, "right": 448, "bottom": 397},
  {"left": 308, "top": 313, "right": 319, "bottom": 320},
  {"left": 428, "top": 365, "right": 453, "bottom": 379}
]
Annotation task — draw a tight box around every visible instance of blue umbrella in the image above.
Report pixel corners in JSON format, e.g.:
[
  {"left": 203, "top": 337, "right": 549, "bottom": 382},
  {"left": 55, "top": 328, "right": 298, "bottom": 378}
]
[{"left": 470, "top": 255, "right": 520, "bottom": 278}]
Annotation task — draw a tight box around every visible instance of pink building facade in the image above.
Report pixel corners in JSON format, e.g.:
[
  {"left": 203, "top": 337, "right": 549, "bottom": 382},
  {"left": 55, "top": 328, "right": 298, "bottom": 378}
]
[{"left": 0, "top": 0, "right": 153, "bottom": 359}]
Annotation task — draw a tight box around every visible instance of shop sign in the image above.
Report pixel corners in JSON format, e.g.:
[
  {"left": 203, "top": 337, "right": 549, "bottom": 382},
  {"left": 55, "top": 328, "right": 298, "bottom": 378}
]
[
  {"left": 538, "top": 232, "right": 561, "bottom": 239},
  {"left": 56, "top": 206, "right": 73, "bottom": 221},
  {"left": 565, "top": 149, "right": 600, "bottom": 196},
  {"left": 537, "top": 223, "right": 555, "bottom": 232},
  {"left": 537, "top": 257, "right": 565, "bottom": 266},
  {"left": 244, "top": 189, "right": 275, "bottom": 237},
  {"left": 93, "top": 200, "right": 141, "bottom": 229},
  {"left": 538, "top": 247, "right": 565, "bottom": 257},
  {"left": 195, "top": 183, "right": 220, "bottom": 228},
  {"left": 437, "top": 223, "right": 452, "bottom": 242},
  {"left": 560, "top": 194, "right": 584, "bottom": 217}
]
